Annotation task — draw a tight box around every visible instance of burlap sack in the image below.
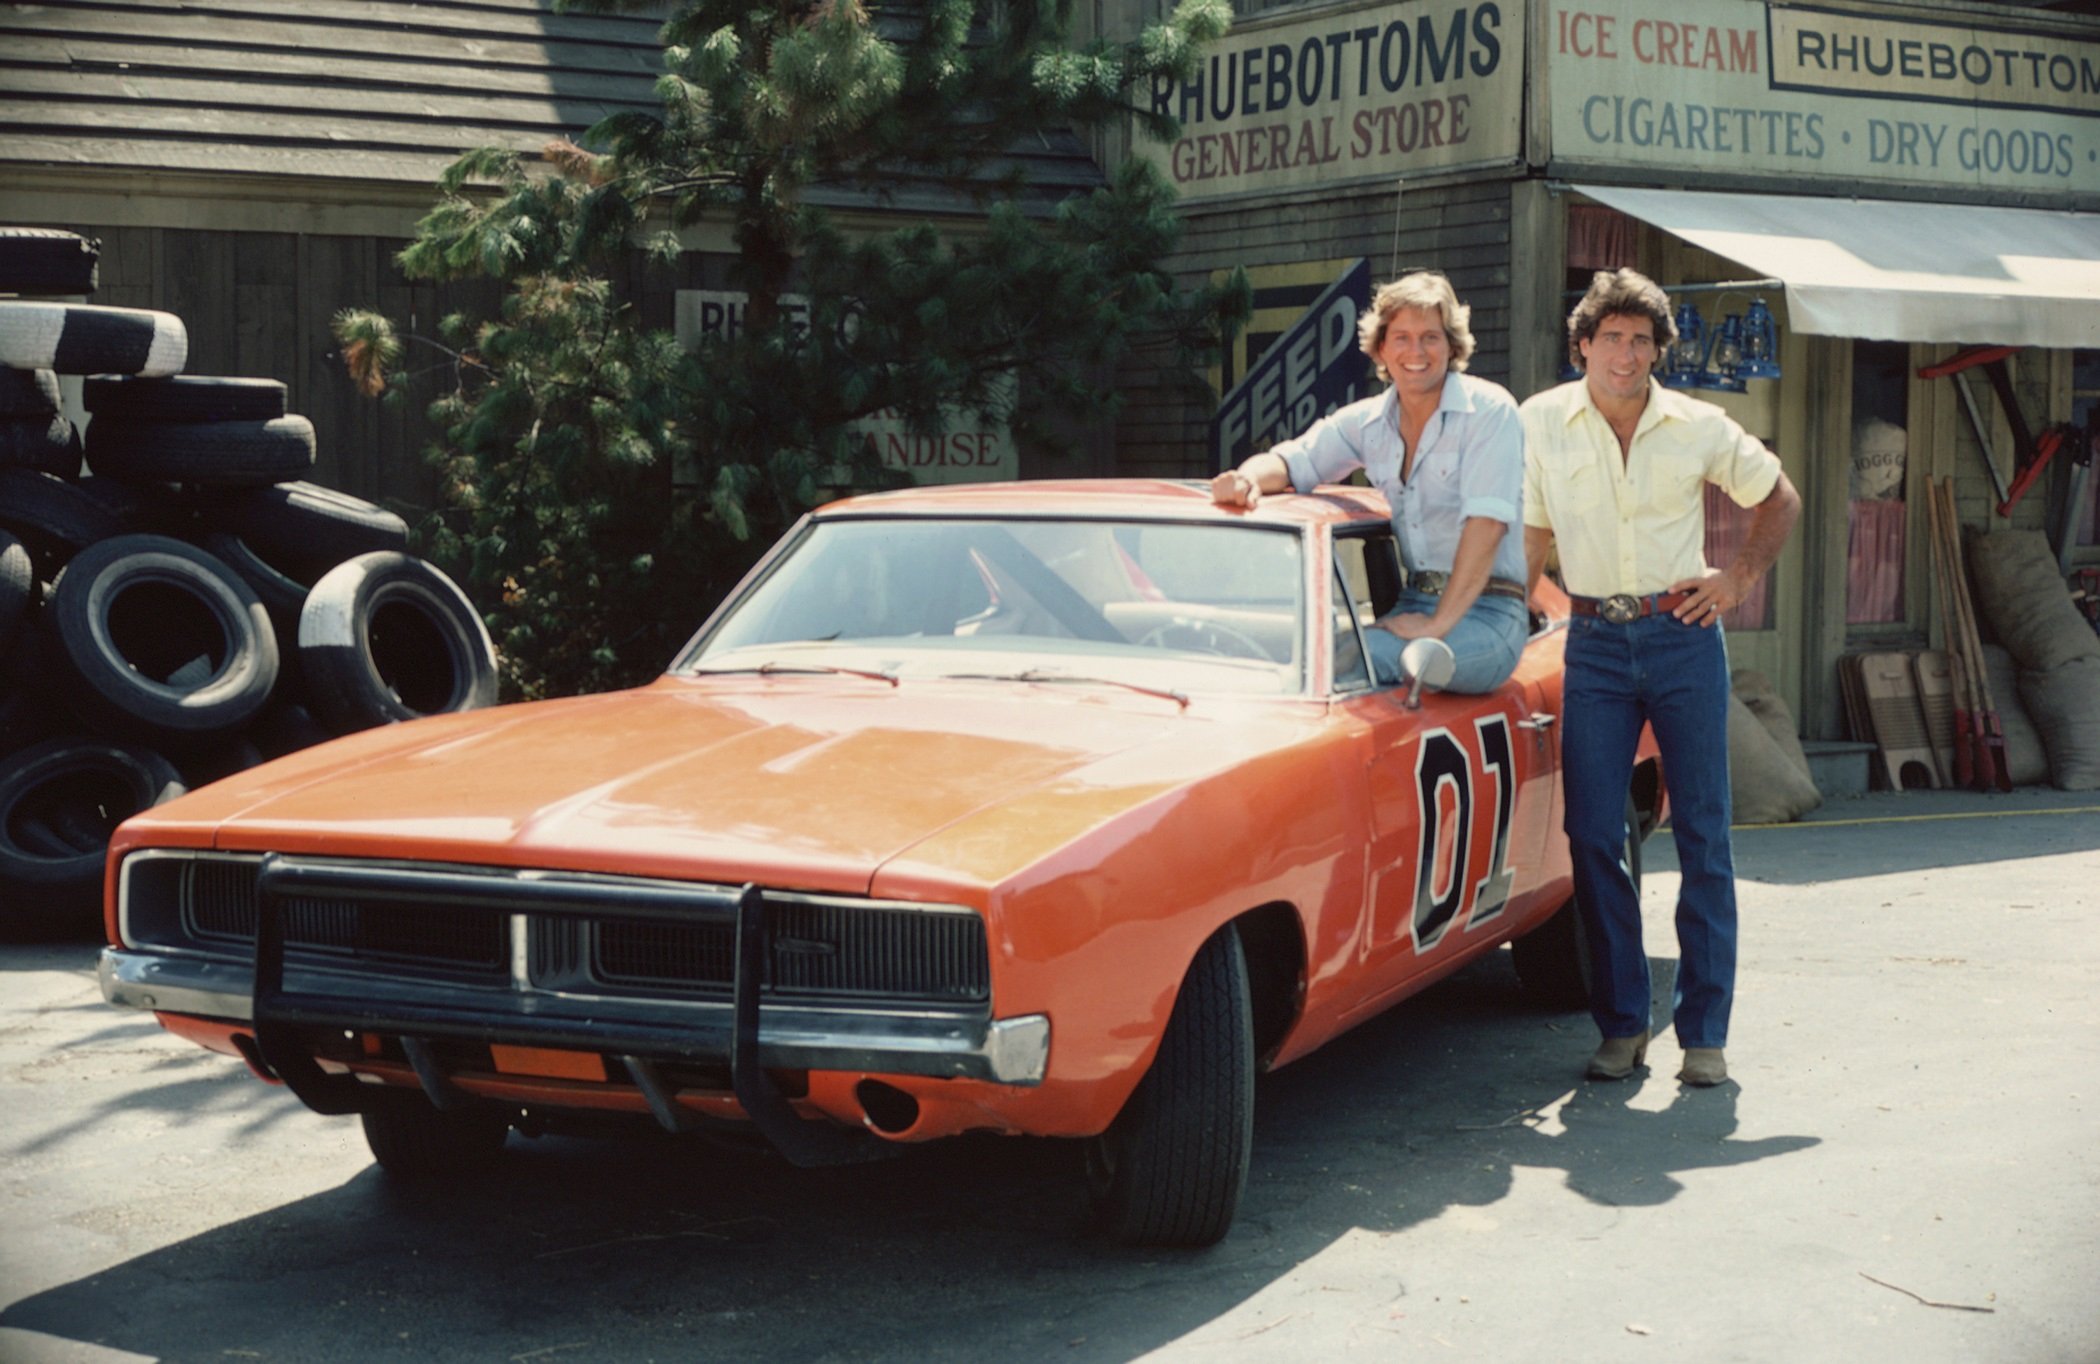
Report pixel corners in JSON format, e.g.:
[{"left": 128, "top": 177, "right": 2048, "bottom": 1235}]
[
  {"left": 1728, "top": 692, "right": 1822, "bottom": 822},
  {"left": 1731, "top": 668, "right": 1813, "bottom": 782},
  {"left": 1980, "top": 644, "right": 2050, "bottom": 787},
  {"left": 1967, "top": 530, "right": 2100, "bottom": 671},
  {"left": 2017, "top": 657, "right": 2100, "bottom": 791}
]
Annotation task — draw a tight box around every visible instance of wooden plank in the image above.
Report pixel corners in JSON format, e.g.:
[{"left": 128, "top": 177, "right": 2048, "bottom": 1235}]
[
  {"left": 235, "top": 232, "right": 300, "bottom": 390},
  {"left": 0, "top": 34, "right": 659, "bottom": 102},
  {"left": 0, "top": 103, "right": 623, "bottom": 153},
  {"left": 0, "top": 10, "right": 665, "bottom": 77},
  {"left": 160, "top": 228, "right": 238, "bottom": 375},
  {"left": 0, "top": 69, "right": 656, "bottom": 124},
  {"left": 92, "top": 224, "right": 160, "bottom": 312},
  {"left": 0, "top": 134, "right": 472, "bottom": 184},
  {"left": 298, "top": 236, "right": 381, "bottom": 497},
  {"left": 111, "top": 0, "right": 662, "bottom": 47}
]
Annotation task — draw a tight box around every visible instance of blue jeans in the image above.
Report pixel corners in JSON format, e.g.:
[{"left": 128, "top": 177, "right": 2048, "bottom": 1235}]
[
  {"left": 1366, "top": 590, "right": 1530, "bottom": 694},
  {"left": 1561, "top": 612, "right": 1736, "bottom": 1049}
]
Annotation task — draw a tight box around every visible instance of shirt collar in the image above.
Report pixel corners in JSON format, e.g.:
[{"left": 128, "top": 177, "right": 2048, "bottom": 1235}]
[{"left": 1567, "top": 375, "right": 1682, "bottom": 432}]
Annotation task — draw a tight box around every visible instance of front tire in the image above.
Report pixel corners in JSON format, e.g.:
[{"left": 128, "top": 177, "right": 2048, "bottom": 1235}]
[
  {"left": 1085, "top": 923, "right": 1254, "bottom": 1247},
  {"left": 360, "top": 1092, "right": 511, "bottom": 1182}
]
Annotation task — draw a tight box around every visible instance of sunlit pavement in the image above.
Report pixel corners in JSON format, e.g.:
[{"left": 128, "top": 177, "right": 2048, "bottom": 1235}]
[{"left": 3, "top": 786, "right": 2094, "bottom": 1363}]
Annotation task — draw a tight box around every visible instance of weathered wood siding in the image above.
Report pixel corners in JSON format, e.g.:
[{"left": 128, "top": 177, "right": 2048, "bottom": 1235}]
[
  {"left": 1116, "top": 176, "right": 1517, "bottom": 479},
  {"left": 54, "top": 223, "right": 507, "bottom": 517}
]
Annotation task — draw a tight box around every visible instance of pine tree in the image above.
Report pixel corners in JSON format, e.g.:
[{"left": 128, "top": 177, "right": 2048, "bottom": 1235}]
[{"left": 336, "top": 0, "right": 1246, "bottom": 701}]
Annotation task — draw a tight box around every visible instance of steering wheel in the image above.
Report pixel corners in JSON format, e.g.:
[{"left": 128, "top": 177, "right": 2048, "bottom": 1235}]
[{"left": 1136, "top": 617, "right": 1274, "bottom": 662}]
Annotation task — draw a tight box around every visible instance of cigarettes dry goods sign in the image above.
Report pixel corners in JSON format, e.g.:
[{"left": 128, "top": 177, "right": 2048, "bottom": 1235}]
[{"left": 1134, "top": 0, "right": 1525, "bottom": 203}]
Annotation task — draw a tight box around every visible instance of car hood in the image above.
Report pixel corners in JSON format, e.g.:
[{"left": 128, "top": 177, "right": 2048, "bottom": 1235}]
[{"left": 140, "top": 677, "right": 1306, "bottom": 895}]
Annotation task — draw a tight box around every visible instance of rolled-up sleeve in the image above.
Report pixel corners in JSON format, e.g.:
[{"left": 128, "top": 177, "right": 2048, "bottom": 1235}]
[
  {"left": 1703, "top": 413, "right": 1782, "bottom": 508},
  {"left": 1458, "top": 397, "right": 1523, "bottom": 527},
  {"left": 1271, "top": 410, "right": 1367, "bottom": 493}
]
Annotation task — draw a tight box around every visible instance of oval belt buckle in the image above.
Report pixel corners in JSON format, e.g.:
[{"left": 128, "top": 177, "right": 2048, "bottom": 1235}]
[{"left": 1601, "top": 593, "right": 1640, "bottom": 624}]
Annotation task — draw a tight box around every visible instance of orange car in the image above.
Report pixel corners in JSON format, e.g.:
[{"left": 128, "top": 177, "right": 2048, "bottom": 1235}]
[{"left": 100, "top": 480, "right": 1662, "bottom": 1246}]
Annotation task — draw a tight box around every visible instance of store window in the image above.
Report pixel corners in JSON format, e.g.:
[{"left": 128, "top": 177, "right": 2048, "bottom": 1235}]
[
  {"left": 1847, "top": 341, "right": 1912, "bottom": 625},
  {"left": 1703, "top": 488, "right": 1773, "bottom": 630}
]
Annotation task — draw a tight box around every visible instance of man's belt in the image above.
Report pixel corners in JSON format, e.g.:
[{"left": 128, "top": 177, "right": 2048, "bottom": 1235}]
[
  {"left": 1568, "top": 590, "right": 1695, "bottom": 624},
  {"left": 1410, "top": 572, "right": 1529, "bottom": 603}
]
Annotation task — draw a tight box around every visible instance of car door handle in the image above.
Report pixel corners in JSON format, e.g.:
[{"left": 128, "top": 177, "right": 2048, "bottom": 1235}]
[{"left": 1518, "top": 713, "right": 1556, "bottom": 730}]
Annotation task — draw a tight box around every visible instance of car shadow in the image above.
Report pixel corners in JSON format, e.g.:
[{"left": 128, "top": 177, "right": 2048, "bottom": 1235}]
[{"left": 0, "top": 952, "right": 1819, "bottom": 1363}]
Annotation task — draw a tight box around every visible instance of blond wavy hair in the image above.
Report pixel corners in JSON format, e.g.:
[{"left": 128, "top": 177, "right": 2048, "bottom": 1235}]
[{"left": 1358, "top": 272, "right": 1475, "bottom": 379}]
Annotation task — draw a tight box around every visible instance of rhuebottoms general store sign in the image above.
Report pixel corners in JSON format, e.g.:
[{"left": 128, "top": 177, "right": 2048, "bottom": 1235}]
[
  {"left": 1137, "top": 0, "right": 2100, "bottom": 200},
  {"left": 1135, "top": 1, "right": 1524, "bottom": 201}
]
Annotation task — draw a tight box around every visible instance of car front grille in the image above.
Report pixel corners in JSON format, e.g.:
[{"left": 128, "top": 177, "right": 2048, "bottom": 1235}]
[{"left": 130, "top": 852, "right": 989, "bottom": 1005}]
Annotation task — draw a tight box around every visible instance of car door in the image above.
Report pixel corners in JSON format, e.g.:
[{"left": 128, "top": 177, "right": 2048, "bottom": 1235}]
[{"left": 1329, "top": 527, "right": 1558, "bottom": 1017}]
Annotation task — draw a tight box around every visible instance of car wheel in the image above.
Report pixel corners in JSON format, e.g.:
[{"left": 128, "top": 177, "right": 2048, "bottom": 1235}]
[
  {"left": 0, "top": 301, "right": 185, "bottom": 376},
  {"left": 0, "top": 228, "right": 101, "bottom": 296},
  {"left": 0, "top": 736, "right": 185, "bottom": 938},
  {"left": 203, "top": 480, "right": 409, "bottom": 584},
  {"left": 0, "top": 413, "right": 82, "bottom": 477},
  {"left": 84, "top": 375, "right": 288, "bottom": 423},
  {"left": 298, "top": 552, "right": 497, "bottom": 734},
  {"left": 84, "top": 415, "right": 316, "bottom": 487},
  {"left": 360, "top": 1091, "right": 511, "bottom": 1181},
  {"left": 0, "top": 367, "right": 62, "bottom": 418},
  {"left": 1512, "top": 797, "right": 1642, "bottom": 1008},
  {"left": 46, "top": 534, "right": 279, "bottom": 744},
  {"left": 0, "top": 530, "right": 32, "bottom": 657},
  {"left": 1084, "top": 922, "right": 1254, "bottom": 1248},
  {"left": 0, "top": 468, "right": 124, "bottom": 576}
]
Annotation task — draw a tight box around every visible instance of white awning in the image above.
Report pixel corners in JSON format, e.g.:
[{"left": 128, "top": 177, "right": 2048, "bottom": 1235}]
[{"left": 1574, "top": 185, "right": 2100, "bottom": 349}]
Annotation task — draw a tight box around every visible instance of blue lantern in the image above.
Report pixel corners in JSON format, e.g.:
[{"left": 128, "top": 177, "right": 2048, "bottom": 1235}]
[
  {"left": 1736, "top": 296, "right": 1782, "bottom": 380},
  {"left": 1697, "top": 314, "right": 1748, "bottom": 392},
  {"left": 1663, "top": 301, "right": 1706, "bottom": 388}
]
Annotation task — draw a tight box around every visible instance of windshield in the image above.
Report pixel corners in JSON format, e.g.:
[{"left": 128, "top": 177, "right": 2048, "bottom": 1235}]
[{"left": 684, "top": 517, "right": 1307, "bottom": 695}]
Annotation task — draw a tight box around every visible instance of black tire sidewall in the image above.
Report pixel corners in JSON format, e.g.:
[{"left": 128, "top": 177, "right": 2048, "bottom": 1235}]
[
  {"left": 48, "top": 534, "right": 280, "bottom": 744},
  {"left": 299, "top": 552, "right": 496, "bottom": 734}
]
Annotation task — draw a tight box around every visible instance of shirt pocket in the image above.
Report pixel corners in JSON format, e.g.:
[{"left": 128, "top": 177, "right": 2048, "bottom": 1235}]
[{"left": 1558, "top": 461, "right": 1606, "bottom": 515}]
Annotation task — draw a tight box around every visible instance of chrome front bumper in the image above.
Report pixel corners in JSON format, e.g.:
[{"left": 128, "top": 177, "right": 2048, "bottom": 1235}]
[{"left": 99, "top": 946, "right": 1050, "bottom": 1087}]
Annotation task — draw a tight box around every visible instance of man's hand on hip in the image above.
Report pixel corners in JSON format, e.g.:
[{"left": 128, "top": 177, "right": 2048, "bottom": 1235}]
[{"left": 1668, "top": 567, "right": 1753, "bottom": 627}]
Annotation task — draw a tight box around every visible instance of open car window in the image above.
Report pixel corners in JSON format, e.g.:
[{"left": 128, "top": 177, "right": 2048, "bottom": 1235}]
[{"left": 686, "top": 517, "right": 1309, "bottom": 695}]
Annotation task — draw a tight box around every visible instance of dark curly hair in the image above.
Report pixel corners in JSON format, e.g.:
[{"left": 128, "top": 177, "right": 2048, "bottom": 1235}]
[{"left": 1566, "top": 268, "right": 1676, "bottom": 374}]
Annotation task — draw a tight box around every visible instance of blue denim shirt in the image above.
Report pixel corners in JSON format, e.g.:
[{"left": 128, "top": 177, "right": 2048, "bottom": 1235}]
[{"left": 1272, "top": 372, "right": 1527, "bottom": 585}]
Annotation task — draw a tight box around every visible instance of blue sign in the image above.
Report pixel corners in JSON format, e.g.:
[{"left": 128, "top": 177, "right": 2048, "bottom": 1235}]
[{"left": 1212, "top": 258, "right": 1374, "bottom": 472}]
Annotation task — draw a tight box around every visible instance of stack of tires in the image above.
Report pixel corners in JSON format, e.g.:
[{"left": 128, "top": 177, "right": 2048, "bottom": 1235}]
[{"left": 1, "top": 227, "right": 498, "bottom": 938}]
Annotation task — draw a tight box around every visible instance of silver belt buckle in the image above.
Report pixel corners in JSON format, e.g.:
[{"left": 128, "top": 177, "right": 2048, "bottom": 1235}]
[{"left": 1600, "top": 593, "right": 1640, "bottom": 624}]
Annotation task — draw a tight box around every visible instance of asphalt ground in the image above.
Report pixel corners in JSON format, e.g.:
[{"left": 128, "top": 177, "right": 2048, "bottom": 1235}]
[{"left": 1, "top": 786, "right": 2095, "bottom": 1364}]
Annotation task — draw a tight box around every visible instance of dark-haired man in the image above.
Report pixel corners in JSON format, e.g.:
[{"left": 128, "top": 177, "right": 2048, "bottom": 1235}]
[{"left": 1521, "top": 268, "right": 1801, "bottom": 1088}]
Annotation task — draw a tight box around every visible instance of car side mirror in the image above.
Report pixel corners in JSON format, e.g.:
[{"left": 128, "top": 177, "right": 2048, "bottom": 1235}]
[{"left": 1400, "top": 637, "right": 1456, "bottom": 709}]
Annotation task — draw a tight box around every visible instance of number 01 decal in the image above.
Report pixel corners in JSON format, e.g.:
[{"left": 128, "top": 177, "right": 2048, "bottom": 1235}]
[{"left": 1410, "top": 716, "right": 1517, "bottom": 953}]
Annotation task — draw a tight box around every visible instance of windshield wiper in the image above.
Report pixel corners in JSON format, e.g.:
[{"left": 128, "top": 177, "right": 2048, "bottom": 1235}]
[
  {"left": 941, "top": 669, "right": 1189, "bottom": 709},
  {"left": 690, "top": 662, "right": 899, "bottom": 686}
]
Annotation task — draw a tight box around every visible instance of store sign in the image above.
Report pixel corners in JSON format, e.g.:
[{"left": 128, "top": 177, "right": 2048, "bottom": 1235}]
[
  {"left": 674, "top": 289, "right": 1018, "bottom": 485},
  {"left": 1134, "top": 1, "right": 1524, "bottom": 203},
  {"left": 1547, "top": 0, "right": 2100, "bottom": 193},
  {"left": 1211, "top": 259, "right": 1374, "bottom": 471}
]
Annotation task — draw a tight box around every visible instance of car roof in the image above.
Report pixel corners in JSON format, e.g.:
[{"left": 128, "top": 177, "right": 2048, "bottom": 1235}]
[{"left": 812, "top": 479, "right": 1390, "bottom": 527}]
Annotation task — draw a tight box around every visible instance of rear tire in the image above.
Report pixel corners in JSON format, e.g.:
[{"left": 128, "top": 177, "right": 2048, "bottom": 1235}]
[
  {"left": 1084, "top": 923, "right": 1254, "bottom": 1247},
  {"left": 1512, "top": 797, "right": 1642, "bottom": 1008},
  {"left": 360, "top": 1091, "right": 511, "bottom": 1182}
]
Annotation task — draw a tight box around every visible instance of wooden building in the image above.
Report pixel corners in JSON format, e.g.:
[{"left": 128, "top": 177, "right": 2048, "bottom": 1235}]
[
  {"left": 0, "top": 0, "right": 1107, "bottom": 511},
  {"left": 1093, "top": 0, "right": 2100, "bottom": 742}
]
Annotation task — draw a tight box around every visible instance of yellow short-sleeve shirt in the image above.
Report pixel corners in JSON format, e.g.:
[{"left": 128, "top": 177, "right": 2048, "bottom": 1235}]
[{"left": 1521, "top": 378, "right": 1781, "bottom": 599}]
